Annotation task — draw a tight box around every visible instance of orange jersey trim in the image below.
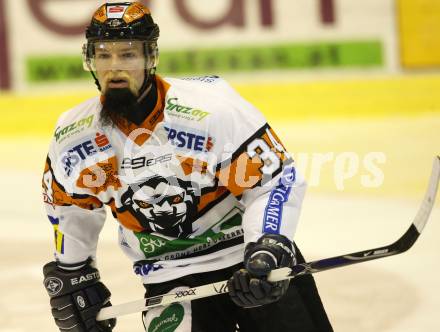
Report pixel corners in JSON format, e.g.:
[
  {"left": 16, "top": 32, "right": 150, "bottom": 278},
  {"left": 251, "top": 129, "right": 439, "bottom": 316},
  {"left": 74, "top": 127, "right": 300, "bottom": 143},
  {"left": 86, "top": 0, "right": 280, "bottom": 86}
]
[
  {"left": 43, "top": 157, "right": 103, "bottom": 210},
  {"left": 108, "top": 199, "right": 144, "bottom": 232},
  {"left": 198, "top": 186, "right": 229, "bottom": 212}
]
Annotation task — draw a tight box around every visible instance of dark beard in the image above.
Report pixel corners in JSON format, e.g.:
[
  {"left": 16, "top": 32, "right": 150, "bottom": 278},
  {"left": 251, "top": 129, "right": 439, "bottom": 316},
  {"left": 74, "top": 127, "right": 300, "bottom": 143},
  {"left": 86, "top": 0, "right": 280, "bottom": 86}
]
[{"left": 100, "top": 88, "right": 138, "bottom": 127}]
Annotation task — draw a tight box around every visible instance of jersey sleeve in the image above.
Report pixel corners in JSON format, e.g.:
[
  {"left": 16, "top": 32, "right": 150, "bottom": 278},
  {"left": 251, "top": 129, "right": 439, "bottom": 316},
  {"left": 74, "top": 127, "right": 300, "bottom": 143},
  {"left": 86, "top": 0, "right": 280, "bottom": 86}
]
[
  {"left": 208, "top": 84, "right": 306, "bottom": 245},
  {"left": 42, "top": 139, "right": 107, "bottom": 264}
]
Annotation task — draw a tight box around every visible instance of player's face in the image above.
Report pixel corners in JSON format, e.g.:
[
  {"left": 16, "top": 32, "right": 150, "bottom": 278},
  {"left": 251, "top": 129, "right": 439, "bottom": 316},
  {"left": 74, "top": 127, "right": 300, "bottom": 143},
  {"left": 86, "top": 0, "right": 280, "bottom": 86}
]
[{"left": 94, "top": 41, "right": 145, "bottom": 96}]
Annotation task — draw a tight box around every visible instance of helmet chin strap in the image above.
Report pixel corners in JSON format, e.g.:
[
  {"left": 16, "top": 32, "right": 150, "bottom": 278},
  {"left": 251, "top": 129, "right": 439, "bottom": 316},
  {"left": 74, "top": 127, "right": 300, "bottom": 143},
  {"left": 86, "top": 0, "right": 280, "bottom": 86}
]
[
  {"left": 136, "top": 67, "right": 156, "bottom": 103},
  {"left": 137, "top": 76, "right": 153, "bottom": 103},
  {"left": 91, "top": 71, "right": 102, "bottom": 91}
]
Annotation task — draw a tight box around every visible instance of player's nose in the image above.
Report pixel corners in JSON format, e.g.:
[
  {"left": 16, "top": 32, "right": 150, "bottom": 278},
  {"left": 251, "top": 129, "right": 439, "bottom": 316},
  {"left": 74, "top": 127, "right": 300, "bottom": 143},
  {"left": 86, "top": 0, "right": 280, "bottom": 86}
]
[{"left": 108, "top": 54, "right": 124, "bottom": 71}]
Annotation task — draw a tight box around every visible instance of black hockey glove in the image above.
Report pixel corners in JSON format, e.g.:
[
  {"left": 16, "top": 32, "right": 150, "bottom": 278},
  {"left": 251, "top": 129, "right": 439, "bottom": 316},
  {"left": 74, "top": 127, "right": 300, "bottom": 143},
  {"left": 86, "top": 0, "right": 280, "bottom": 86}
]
[
  {"left": 228, "top": 234, "right": 296, "bottom": 308},
  {"left": 43, "top": 260, "right": 116, "bottom": 332}
]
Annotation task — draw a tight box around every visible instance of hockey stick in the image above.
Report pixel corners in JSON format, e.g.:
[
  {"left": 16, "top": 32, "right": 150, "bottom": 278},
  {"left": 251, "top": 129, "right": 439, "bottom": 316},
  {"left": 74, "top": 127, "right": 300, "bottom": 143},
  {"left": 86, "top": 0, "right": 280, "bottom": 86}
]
[{"left": 97, "top": 156, "right": 440, "bottom": 321}]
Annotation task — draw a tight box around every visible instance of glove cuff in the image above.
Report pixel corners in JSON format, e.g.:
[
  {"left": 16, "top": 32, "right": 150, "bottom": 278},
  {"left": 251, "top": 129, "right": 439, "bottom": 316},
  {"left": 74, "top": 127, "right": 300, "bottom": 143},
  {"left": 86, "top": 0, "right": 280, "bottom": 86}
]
[
  {"left": 56, "top": 257, "right": 93, "bottom": 271},
  {"left": 43, "top": 259, "right": 101, "bottom": 298}
]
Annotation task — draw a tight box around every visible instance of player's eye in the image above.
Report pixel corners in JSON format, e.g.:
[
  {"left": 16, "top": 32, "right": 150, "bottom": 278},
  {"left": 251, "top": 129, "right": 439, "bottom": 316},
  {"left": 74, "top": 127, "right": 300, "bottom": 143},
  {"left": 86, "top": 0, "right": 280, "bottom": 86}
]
[
  {"left": 134, "top": 200, "right": 151, "bottom": 209},
  {"left": 171, "top": 195, "right": 183, "bottom": 204},
  {"left": 121, "top": 52, "right": 136, "bottom": 59},
  {"left": 96, "top": 53, "right": 111, "bottom": 60}
]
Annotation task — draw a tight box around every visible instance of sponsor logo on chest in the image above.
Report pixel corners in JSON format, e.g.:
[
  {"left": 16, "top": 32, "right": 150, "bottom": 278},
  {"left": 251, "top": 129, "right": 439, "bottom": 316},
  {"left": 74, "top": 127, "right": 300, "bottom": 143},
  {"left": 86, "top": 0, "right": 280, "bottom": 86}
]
[
  {"left": 61, "top": 132, "right": 112, "bottom": 176},
  {"left": 164, "top": 126, "right": 213, "bottom": 152},
  {"left": 165, "top": 97, "right": 210, "bottom": 122},
  {"left": 121, "top": 153, "right": 172, "bottom": 170},
  {"left": 54, "top": 115, "right": 94, "bottom": 143}
]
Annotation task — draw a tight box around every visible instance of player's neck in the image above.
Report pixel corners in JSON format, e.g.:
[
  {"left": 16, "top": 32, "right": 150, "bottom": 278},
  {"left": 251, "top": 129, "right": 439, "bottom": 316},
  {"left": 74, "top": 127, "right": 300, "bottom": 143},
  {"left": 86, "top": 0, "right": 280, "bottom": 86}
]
[{"left": 127, "top": 79, "right": 158, "bottom": 125}]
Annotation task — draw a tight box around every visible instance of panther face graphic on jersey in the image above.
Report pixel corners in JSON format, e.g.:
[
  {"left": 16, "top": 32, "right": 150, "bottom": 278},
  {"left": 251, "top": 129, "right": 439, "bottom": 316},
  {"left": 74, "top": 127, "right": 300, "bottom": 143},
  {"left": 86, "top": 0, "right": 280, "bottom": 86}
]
[{"left": 120, "top": 175, "right": 199, "bottom": 237}]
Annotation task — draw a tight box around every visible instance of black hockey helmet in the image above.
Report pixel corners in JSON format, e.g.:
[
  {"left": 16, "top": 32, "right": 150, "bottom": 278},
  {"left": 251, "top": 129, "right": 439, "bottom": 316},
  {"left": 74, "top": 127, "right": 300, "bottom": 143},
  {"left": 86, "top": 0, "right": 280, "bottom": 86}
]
[
  {"left": 85, "top": 2, "right": 159, "bottom": 43},
  {"left": 83, "top": 2, "right": 160, "bottom": 88}
]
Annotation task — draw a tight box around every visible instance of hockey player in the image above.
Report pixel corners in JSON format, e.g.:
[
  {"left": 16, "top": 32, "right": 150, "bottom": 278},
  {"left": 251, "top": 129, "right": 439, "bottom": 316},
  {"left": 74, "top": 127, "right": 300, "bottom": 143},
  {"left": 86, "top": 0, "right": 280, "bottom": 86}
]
[{"left": 42, "top": 2, "right": 333, "bottom": 331}]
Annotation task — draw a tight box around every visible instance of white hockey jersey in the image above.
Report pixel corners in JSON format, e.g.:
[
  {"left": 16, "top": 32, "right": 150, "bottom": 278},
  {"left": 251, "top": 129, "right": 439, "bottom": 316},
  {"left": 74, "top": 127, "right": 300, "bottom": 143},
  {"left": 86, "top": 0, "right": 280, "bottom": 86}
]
[{"left": 42, "top": 75, "right": 306, "bottom": 284}]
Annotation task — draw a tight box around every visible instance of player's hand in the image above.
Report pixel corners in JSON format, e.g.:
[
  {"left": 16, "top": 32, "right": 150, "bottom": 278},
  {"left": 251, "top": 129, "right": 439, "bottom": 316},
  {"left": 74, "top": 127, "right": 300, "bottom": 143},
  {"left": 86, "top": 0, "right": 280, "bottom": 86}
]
[
  {"left": 228, "top": 234, "right": 296, "bottom": 308},
  {"left": 43, "top": 260, "right": 116, "bottom": 332}
]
